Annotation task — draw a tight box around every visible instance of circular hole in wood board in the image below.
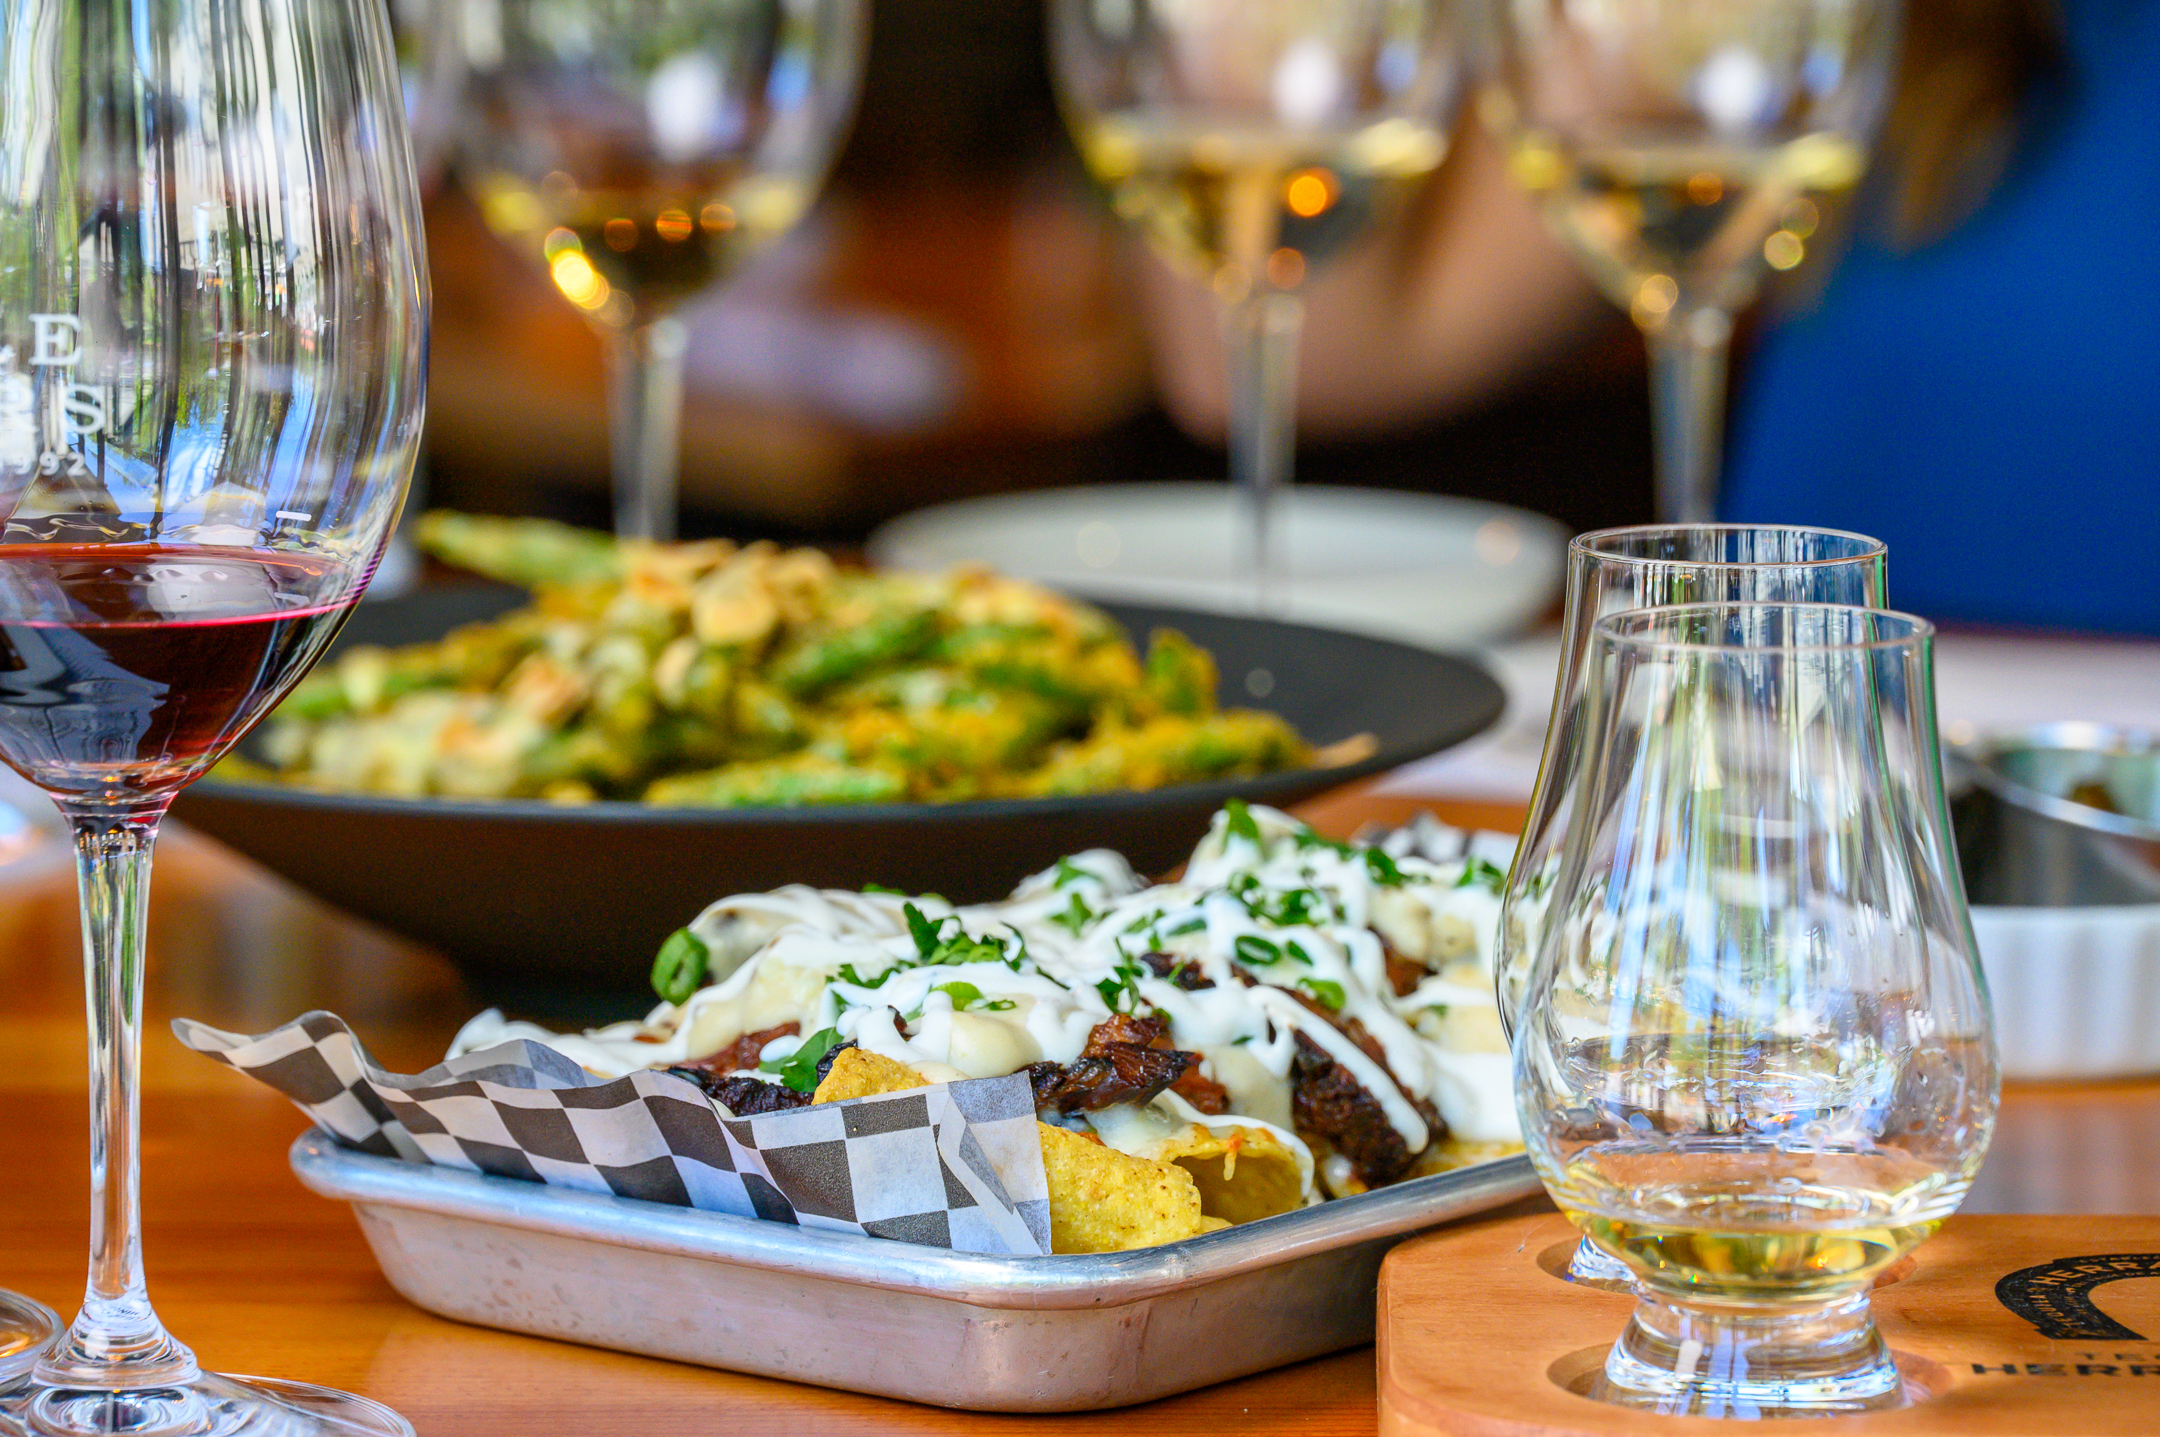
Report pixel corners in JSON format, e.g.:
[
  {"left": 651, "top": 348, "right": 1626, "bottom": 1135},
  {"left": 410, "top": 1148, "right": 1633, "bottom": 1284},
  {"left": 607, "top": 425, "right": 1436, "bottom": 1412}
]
[{"left": 1546, "top": 1344, "right": 1956, "bottom": 1409}]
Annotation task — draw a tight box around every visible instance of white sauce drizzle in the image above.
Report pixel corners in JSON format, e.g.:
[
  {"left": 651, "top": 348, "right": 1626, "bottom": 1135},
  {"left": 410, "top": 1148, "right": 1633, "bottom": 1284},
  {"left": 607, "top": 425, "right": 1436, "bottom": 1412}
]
[{"left": 446, "top": 806, "right": 1525, "bottom": 1198}]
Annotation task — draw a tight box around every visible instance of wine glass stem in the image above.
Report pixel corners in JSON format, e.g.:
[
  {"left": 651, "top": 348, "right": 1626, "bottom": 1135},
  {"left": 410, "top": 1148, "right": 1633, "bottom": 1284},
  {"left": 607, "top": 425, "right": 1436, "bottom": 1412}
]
[
  {"left": 1644, "top": 307, "right": 1732, "bottom": 525},
  {"left": 1220, "top": 288, "right": 1304, "bottom": 615},
  {"left": 605, "top": 315, "right": 689, "bottom": 543},
  {"left": 36, "top": 802, "right": 199, "bottom": 1391}
]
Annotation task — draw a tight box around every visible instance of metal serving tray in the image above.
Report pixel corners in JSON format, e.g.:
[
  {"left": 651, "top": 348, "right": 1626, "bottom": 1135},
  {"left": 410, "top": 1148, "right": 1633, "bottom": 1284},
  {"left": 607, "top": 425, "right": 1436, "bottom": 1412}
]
[{"left": 291, "top": 1131, "right": 1541, "bottom": 1411}]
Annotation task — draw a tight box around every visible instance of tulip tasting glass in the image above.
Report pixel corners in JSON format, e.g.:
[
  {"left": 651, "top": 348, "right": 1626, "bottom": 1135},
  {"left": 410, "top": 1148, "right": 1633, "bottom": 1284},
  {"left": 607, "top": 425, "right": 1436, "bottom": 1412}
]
[
  {"left": 1498, "top": 527, "right": 1887, "bottom": 1288},
  {"left": 1515, "top": 604, "right": 1998, "bottom": 1416},
  {"left": 1498, "top": 527, "right": 1888, "bottom": 1032}
]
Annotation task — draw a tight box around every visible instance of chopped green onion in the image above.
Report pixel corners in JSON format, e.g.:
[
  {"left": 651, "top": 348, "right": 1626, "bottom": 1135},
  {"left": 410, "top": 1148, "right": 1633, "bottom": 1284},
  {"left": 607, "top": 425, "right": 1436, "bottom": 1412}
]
[
  {"left": 650, "top": 927, "right": 709, "bottom": 1005},
  {"left": 1298, "top": 977, "right": 1347, "bottom": 1011}
]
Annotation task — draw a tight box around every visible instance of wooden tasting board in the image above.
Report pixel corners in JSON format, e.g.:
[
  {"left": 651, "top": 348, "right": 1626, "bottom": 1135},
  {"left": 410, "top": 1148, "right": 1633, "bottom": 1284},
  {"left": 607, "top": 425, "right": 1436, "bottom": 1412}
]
[{"left": 1378, "top": 1212, "right": 2160, "bottom": 1436}]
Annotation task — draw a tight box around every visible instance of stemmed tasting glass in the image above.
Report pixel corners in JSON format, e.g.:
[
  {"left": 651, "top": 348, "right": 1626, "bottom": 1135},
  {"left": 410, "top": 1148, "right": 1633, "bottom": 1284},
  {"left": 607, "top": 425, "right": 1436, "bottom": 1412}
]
[
  {"left": 0, "top": 0, "right": 427, "bottom": 1426},
  {"left": 1477, "top": 0, "right": 1900, "bottom": 521},
  {"left": 455, "top": 0, "right": 866, "bottom": 540},
  {"left": 1517, "top": 603, "right": 1997, "bottom": 1416},
  {"left": 1051, "top": 0, "right": 1460, "bottom": 612},
  {"left": 1497, "top": 526, "right": 1886, "bottom": 1288}
]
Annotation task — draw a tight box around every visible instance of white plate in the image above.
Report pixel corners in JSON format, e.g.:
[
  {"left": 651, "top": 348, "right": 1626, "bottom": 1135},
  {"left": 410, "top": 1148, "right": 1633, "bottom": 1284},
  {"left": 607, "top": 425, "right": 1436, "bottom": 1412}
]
[{"left": 869, "top": 483, "right": 1568, "bottom": 651}]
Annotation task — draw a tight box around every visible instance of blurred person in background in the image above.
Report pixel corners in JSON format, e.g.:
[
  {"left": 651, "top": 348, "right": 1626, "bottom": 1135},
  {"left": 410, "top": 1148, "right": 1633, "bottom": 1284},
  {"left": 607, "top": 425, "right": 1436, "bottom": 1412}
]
[{"left": 1141, "top": 0, "right": 2160, "bottom": 636}]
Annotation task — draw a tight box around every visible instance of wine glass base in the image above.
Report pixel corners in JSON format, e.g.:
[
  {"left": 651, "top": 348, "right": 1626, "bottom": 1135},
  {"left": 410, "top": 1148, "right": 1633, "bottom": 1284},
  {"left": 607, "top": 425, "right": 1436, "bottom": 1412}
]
[
  {"left": 0, "top": 1373, "right": 411, "bottom": 1437},
  {"left": 0, "top": 1294, "right": 59, "bottom": 1389},
  {"left": 1591, "top": 1288, "right": 1906, "bottom": 1418}
]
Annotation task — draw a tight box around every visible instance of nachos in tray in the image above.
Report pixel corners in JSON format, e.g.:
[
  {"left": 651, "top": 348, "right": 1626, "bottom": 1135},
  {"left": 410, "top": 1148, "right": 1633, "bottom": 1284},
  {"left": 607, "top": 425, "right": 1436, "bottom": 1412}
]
[{"left": 454, "top": 801, "right": 1523, "bottom": 1252}]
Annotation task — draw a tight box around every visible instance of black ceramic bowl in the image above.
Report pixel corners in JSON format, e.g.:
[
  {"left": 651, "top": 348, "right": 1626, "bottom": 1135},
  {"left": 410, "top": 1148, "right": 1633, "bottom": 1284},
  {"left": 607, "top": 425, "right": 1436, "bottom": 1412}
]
[{"left": 173, "top": 587, "right": 1504, "bottom": 1009}]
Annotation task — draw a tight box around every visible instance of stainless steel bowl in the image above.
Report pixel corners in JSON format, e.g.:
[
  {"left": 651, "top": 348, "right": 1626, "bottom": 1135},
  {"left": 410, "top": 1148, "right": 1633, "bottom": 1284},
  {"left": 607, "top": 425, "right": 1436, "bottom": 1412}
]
[{"left": 1949, "top": 723, "right": 2160, "bottom": 907}]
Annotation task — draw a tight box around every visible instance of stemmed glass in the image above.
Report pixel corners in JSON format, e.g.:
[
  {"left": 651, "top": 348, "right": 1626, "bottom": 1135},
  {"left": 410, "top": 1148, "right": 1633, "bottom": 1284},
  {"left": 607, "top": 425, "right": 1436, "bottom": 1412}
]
[
  {"left": 1497, "top": 526, "right": 1886, "bottom": 1288},
  {"left": 0, "top": 0, "right": 427, "bottom": 1427},
  {"left": 454, "top": 0, "right": 866, "bottom": 540},
  {"left": 1516, "top": 603, "right": 1997, "bottom": 1415},
  {"left": 1051, "top": 0, "right": 1460, "bottom": 612},
  {"left": 1477, "top": 0, "right": 1901, "bottom": 521}
]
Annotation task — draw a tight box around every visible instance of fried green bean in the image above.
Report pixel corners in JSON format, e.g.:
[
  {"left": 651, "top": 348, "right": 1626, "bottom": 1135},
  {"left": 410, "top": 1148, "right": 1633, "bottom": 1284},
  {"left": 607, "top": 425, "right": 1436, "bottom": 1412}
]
[{"left": 238, "top": 513, "right": 1323, "bottom": 807}]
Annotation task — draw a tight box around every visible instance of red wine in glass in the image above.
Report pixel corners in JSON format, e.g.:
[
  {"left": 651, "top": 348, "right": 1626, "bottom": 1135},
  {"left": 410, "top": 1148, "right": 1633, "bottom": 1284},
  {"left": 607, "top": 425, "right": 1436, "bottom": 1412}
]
[{"left": 0, "top": 545, "right": 358, "bottom": 801}]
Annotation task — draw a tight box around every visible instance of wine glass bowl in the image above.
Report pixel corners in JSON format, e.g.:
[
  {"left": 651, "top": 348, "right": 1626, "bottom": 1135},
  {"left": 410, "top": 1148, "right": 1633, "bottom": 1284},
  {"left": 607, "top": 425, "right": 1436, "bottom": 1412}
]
[
  {"left": 1516, "top": 602, "right": 1997, "bottom": 1416},
  {"left": 1477, "top": 0, "right": 1901, "bottom": 520},
  {"left": 1051, "top": 0, "right": 1461, "bottom": 609},
  {"left": 0, "top": 0, "right": 426, "bottom": 1427},
  {"left": 454, "top": 0, "right": 866, "bottom": 539}
]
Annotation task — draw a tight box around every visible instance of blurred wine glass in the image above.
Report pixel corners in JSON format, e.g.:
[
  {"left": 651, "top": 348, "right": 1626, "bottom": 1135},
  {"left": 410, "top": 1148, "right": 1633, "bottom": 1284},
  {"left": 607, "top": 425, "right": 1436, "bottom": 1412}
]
[
  {"left": 1051, "top": 0, "right": 1460, "bottom": 612},
  {"left": 1517, "top": 603, "right": 1996, "bottom": 1415},
  {"left": 1478, "top": 0, "right": 1900, "bottom": 522},
  {"left": 453, "top": 0, "right": 866, "bottom": 539},
  {"left": 0, "top": 0, "right": 426, "bottom": 1429}
]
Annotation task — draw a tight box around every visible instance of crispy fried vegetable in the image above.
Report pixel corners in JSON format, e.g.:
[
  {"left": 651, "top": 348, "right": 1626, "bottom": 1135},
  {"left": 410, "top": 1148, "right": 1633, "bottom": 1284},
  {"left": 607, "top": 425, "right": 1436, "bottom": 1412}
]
[
  {"left": 241, "top": 513, "right": 1317, "bottom": 806},
  {"left": 415, "top": 511, "right": 624, "bottom": 588}
]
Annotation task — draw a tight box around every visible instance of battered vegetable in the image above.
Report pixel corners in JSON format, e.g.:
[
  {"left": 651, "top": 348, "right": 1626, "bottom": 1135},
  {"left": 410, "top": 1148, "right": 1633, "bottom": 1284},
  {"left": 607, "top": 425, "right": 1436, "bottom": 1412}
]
[{"left": 246, "top": 515, "right": 1318, "bottom": 806}]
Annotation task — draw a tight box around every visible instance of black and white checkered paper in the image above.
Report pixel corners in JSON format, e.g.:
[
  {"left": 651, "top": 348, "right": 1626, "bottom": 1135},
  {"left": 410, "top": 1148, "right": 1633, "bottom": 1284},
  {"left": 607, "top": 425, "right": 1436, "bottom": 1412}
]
[{"left": 175, "top": 1011, "right": 1051, "bottom": 1255}]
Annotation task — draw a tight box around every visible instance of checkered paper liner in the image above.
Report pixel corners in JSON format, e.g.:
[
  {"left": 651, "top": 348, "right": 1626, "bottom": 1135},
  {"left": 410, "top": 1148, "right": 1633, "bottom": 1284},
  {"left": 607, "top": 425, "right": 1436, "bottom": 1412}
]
[{"left": 173, "top": 1011, "right": 1052, "bottom": 1256}]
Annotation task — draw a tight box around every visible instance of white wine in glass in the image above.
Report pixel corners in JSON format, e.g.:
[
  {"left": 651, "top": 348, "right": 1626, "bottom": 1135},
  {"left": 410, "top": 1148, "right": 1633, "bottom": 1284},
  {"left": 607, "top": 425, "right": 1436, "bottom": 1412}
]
[
  {"left": 1053, "top": 1, "right": 1460, "bottom": 612},
  {"left": 454, "top": 0, "right": 865, "bottom": 540},
  {"left": 1479, "top": 0, "right": 1899, "bottom": 522}
]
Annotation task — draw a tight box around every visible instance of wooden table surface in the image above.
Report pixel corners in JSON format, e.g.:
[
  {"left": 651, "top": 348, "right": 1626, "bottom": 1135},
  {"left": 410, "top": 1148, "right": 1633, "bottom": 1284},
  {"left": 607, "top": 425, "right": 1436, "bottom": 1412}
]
[{"left": 0, "top": 782, "right": 2153, "bottom": 1436}]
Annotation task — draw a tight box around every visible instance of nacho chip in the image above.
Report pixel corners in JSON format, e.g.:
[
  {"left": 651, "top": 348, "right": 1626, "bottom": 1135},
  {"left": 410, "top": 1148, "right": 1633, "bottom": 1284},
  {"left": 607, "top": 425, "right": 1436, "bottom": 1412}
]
[
  {"left": 1037, "top": 1123, "right": 1216, "bottom": 1253},
  {"left": 1152, "top": 1124, "right": 1307, "bottom": 1226},
  {"left": 811, "top": 1047, "right": 925, "bottom": 1103},
  {"left": 812, "top": 1048, "right": 1265, "bottom": 1250}
]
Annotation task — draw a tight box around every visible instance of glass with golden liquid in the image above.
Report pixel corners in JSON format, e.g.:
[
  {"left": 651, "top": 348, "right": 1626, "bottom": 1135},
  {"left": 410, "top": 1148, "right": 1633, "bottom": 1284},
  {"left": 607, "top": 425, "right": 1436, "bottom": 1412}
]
[
  {"left": 1515, "top": 604, "right": 1998, "bottom": 1416},
  {"left": 451, "top": 0, "right": 865, "bottom": 539}
]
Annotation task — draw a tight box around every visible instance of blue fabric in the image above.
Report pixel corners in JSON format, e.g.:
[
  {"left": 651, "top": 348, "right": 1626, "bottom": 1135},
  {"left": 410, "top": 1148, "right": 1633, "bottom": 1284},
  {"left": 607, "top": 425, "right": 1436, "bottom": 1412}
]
[{"left": 1721, "top": 0, "right": 2160, "bottom": 635}]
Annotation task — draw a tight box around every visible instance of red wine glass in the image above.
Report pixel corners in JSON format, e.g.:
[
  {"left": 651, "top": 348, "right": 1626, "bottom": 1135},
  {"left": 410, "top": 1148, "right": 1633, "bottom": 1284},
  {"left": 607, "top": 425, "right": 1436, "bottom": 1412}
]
[{"left": 0, "top": 0, "right": 427, "bottom": 1430}]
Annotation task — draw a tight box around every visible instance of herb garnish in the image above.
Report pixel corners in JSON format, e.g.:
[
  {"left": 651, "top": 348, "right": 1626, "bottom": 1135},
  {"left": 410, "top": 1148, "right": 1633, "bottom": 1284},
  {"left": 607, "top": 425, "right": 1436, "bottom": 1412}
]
[
  {"left": 1455, "top": 856, "right": 1507, "bottom": 894},
  {"left": 1223, "top": 798, "right": 1263, "bottom": 848},
  {"left": 1364, "top": 846, "right": 1408, "bottom": 887},
  {"left": 933, "top": 980, "right": 1016, "bottom": 1013},
  {"left": 759, "top": 1027, "right": 844, "bottom": 1092},
  {"left": 1095, "top": 959, "right": 1145, "bottom": 1014},
  {"left": 1050, "top": 891, "right": 1094, "bottom": 934}
]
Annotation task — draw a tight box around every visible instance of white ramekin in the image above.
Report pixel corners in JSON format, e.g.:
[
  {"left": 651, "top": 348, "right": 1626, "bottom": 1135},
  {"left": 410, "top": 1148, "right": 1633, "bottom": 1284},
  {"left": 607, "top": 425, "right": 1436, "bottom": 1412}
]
[{"left": 1972, "top": 904, "right": 2160, "bottom": 1079}]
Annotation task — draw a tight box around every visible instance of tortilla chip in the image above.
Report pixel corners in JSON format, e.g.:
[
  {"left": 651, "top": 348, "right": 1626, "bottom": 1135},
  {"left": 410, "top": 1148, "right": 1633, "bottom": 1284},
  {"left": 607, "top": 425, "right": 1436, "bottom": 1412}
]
[
  {"left": 1153, "top": 1124, "right": 1307, "bottom": 1226},
  {"left": 809, "top": 1050, "right": 1277, "bottom": 1251},
  {"left": 1409, "top": 1136, "right": 1524, "bottom": 1177},
  {"left": 1037, "top": 1123, "right": 1213, "bottom": 1253},
  {"left": 811, "top": 1047, "right": 925, "bottom": 1104}
]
